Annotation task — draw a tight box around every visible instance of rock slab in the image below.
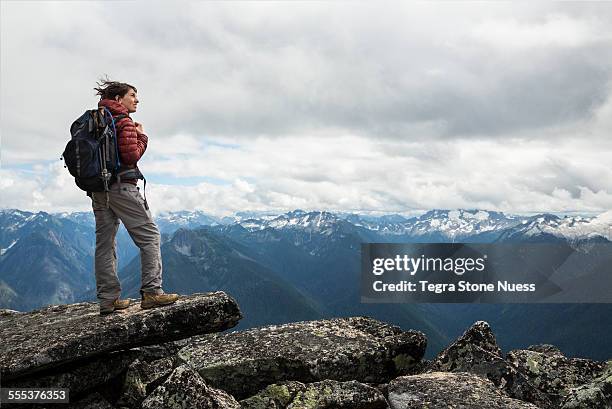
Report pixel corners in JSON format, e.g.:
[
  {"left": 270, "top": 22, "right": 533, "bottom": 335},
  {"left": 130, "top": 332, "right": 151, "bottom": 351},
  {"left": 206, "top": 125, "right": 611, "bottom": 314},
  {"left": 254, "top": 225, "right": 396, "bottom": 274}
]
[
  {"left": 241, "top": 379, "right": 388, "bottom": 409},
  {"left": 178, "top": 316, "right": 426, "bottom": 399},
  {"left": 561, "top": 360, "right": 612, "bottom": 408},
  {"left": 507, "top": 346, "right": 606, "bottom": 407},
  {"left": 4, "top": 349, "right": 140, "bottom": 397},
  {"left": 388, "top": 372, "right": 541, "bottom": 409},
  {"left": 118, "top": 357, "right": 176, "bottom": 407},
  {"left": 141, "top": 365, "right": 240, "bottom": 409},
  {"left": 0, "top": 292, "right": 242, "bottom": 380}
]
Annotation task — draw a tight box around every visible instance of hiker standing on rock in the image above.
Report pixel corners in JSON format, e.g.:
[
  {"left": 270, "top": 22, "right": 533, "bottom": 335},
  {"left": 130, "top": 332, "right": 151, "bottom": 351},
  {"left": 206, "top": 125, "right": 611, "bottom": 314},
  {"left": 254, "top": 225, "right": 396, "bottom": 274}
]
[{"left": 91, "top": 79, "right": 179, "bottom": 315}]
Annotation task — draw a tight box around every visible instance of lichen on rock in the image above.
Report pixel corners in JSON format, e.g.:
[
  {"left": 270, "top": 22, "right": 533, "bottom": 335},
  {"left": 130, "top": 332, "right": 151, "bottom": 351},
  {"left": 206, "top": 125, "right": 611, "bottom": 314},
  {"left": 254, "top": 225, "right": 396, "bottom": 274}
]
[
  {"left": 117, "top": 357, "right": 176, "bottom": 407},
  {"left": 2, "top": 293, "right": 609, "bottom": 409},
  {"left": 507, "top": 345, "right": 605, "bottom": 406},
  {"left": 559, "top": 359, "right": 612, "bottom": 408},
  {"left": 388, "top": 372, "right": 541, "bottom": 409},
  {"left": 432, "top": 321, "right": 550, "bottom": 407},
  {"left": 141, "top": 365, "right": 239, "bottom": 409},
  {"left": 240, "top": 379, "right": 387, "bottom": 409},
  {"left": 178, "top": 316, "right": 426, "bottom": 399},
  {"left": 0, "top": 292, "right": 242, "bottom": 381}
]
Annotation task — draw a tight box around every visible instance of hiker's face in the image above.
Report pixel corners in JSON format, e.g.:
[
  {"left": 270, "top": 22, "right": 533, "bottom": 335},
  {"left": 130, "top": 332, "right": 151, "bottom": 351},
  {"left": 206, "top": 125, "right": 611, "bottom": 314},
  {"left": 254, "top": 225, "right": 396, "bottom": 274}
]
[{"left": 115, "top": 88, "right": 139, "bottom": 113}]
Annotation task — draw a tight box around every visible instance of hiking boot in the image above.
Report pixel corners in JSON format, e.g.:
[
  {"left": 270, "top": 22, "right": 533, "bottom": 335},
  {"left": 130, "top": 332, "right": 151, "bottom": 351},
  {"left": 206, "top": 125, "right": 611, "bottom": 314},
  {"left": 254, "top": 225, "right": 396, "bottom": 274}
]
[
  {"left": 140, "top": 292, "right": 180, "bottom": 309},
  {"left": 99, "top": 298, "right": 131, "bottom": 316}
]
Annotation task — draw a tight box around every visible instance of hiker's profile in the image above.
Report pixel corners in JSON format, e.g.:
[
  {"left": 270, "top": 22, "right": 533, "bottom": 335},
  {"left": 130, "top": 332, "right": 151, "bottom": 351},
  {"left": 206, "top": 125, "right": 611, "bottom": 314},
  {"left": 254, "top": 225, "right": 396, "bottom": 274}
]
[{"left": 62, "top": 78, "right": 179, "bottom": 315}]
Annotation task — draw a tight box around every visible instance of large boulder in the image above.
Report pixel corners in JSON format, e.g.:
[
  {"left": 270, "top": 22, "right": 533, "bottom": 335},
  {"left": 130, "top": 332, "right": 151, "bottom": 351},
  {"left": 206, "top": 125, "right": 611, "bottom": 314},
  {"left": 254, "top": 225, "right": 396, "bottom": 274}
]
[
  {"left": 388, "top": 372, "right": 541, "bottom": 409},
  {"left": 4, "top": 338, "right": 191, "bottom": 403},
  {"left": 240, "top": 379, "right": 387, "bottom": 409},
  {"left": 432, "top": 321, "right": 551, "bottom": 407},
  {"left": 561, "top": 360, "right": 612, "bottom": 409},
  {"left": 141, "top": 365, "right": 240, "bottom": 409},
  {"left": 0, "top": 292, "right": 241, "bottom": 380},
  {"left": 240, "top": 381, "right": 305, "bottom": 408},
  {"left": 433, "top": 321, "right": 505, "bottom": 376},
  {"left": 178, "top": 316, "right": 426, "bottom": 399},
  {"left": 117, "top": 357, "right": 176, "bottom": 408},
  {"left": 507, "top": 345, "right": 606, "bottom": 407},
  {"left": 3, "top": 349, "right": 140, "bottom": 397}
]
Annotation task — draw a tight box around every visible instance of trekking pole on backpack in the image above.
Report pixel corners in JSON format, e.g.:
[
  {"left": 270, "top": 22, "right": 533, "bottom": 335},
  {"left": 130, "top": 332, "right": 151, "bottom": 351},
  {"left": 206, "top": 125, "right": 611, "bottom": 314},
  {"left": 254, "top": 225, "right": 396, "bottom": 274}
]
[{"left": 93, "top": 108, "right": 110, "bottom": 207}]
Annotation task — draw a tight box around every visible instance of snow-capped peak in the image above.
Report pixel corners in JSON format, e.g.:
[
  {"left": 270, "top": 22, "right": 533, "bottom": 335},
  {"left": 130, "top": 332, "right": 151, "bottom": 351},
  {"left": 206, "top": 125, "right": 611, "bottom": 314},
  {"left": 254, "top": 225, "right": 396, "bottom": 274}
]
[{"left": 407, "top": 209, "right": 520, "bottom": 239}]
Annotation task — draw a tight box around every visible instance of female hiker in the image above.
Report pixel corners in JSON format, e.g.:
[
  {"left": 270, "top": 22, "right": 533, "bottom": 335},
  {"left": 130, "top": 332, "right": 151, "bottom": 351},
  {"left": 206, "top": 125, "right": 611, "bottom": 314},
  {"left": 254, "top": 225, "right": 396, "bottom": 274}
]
[{"left": 92, "top": 79, "right": 179, "bottom": 315}]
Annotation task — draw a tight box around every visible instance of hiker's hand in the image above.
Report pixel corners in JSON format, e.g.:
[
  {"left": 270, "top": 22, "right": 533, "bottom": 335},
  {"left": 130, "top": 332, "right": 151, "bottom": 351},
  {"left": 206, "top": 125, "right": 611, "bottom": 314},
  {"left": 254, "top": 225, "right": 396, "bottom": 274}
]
[{"left": 135, "top": 122, "right": 144, "bottom": 134}]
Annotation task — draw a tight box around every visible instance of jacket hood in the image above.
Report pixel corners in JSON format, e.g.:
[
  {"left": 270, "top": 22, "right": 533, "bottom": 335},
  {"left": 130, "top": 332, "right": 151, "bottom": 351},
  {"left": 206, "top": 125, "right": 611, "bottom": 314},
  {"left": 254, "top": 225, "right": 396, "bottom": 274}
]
[{"left": 98, "top": 99, "right": 129, "bottom": 116}]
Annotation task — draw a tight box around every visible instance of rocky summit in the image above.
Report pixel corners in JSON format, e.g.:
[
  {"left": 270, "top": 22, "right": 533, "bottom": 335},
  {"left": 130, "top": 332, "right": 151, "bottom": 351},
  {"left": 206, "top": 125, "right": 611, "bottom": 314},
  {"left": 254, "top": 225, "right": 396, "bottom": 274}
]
[
  {"left": 0, "top": 292, "right": 241, "bottom": 380},
  {"left": 0, "top": 296, "right": 610, "bottom": 409}
]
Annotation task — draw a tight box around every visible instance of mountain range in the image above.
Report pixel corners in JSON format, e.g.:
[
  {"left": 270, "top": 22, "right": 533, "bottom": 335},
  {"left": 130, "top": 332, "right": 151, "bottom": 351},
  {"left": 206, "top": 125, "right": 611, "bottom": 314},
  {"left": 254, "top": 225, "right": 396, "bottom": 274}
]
[{"left": 1, "top": 207, "right": 610, "bottom": 359}]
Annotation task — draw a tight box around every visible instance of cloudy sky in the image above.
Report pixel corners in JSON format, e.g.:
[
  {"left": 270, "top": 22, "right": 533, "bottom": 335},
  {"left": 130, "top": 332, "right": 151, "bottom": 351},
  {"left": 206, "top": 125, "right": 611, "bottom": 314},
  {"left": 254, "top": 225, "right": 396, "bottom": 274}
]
[{"left": 2, "top": 2, "right": 612, "bottom": 217}]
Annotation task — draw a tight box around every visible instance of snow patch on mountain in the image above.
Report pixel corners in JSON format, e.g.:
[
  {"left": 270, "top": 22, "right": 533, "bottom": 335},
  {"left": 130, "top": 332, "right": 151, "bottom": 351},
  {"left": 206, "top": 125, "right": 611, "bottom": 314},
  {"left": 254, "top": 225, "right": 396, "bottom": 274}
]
[
  {"left": 1, "top": 240, "right": 18, "bottom": 256},
  {"left": 243, "top": 210, "right": 340, "bottom": 233},
  {"left": 174, "top": 243, "right": 192, "bottom": 257},
  {"left": 221, "top": 211, "right": 280, "bottom": 225},
  {"left": 499, "top": 212, "right": 612, "bottom": 242},
  {"left": 240, "top": 220, "right": 267, "bottom": 231},
  {"left": 406, "top": 209, "right": 521, "bottom": 239},
  {"left": 543, "top": 213, "right": 610, "bottom": 240}
]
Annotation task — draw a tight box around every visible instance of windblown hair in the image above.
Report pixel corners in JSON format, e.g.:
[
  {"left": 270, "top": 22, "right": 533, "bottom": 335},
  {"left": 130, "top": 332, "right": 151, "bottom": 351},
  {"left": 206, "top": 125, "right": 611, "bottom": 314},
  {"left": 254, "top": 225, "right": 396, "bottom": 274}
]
[{"left": 94, "top": 76, "right": 137, "bottom": 100}]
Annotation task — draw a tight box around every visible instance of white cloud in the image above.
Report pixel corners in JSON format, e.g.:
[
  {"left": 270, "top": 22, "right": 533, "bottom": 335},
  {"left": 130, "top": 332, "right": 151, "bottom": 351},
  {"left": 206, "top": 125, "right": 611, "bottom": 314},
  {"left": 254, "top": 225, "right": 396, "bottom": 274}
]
[
  {"left": 2, "top": 2, "right": 612, "bottom": 215},
  {"left": 2, "top": 134, "right": 611, "bottom": 216},
  {"left": 472, "top": 14, "right": 606, "bottom": 49}
]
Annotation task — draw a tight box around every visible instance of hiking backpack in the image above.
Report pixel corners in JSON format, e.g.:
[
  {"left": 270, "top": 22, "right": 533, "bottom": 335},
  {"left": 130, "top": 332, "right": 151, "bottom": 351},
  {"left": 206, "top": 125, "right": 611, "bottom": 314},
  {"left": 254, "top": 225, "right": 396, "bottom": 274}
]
[{"left": 61, "top": 108, "right": 126, "bottom": 192}]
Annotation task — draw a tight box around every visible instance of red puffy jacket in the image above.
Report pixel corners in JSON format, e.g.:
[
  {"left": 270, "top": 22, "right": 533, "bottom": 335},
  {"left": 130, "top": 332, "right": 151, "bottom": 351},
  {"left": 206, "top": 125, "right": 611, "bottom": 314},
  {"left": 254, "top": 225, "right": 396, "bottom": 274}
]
[{"left": 98, "top": 99, "right": 147, "bottom": 184}]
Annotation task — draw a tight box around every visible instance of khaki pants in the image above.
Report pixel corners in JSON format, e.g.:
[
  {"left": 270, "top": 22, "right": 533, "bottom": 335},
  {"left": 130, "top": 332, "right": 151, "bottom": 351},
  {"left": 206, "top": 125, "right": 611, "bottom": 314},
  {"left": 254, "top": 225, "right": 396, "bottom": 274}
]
[{"left": 91, "top": 183, "right": 163, "bottom": 307}]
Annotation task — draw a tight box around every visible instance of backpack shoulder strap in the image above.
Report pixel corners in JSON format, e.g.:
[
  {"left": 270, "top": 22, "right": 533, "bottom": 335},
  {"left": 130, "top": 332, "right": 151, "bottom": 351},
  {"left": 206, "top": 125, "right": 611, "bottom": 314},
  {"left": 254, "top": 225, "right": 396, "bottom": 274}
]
[
  {"left": 99, "top": 107, "right": 127, "bottom": 126},
  {"left": 113, "top": 114, "right": 129, "bottom": 132}
]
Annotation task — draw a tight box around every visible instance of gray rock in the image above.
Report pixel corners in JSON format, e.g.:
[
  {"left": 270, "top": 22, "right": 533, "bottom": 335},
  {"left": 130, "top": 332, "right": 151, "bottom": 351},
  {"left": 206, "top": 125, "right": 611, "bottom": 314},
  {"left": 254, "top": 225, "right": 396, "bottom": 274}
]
[
  {"left": 527, "top": 344, "right": 564, "bottom": 355},
  {"left": 117, "top": 357, "right": 175, "bottom": 408},
  {"left": 4, "top": 349, "right": 140, "bottom": 398},
  {"left": 240, "top": 379, "right": 388, "bottom": 409},
  {"left": 289, "top": 380, "right": 387, "bottom": 409},
  {"left": 433, "top": 321, "right": 503, "bottom": 375},
  {"left": 0, "top": 308, "right": 22, "bottom": 317},
  {"left": 373, "top": 382, "right": 389, "bottom": 401},
  {"left": 4, "top": 338, "right": 191, "bottom": 402},
  {"left": 507, "top": 348, "right": 606, "bottom": 406},
  {"left": 432, "top": 321, "right": 551, "bottom": 407},
  {"left": 240, "top": 381, "right": 305, "bottom": 408},
  {"left": 388, "top": 372, "right": 541, "bottom": 409},
  {"left": 130, "top": 338, "right": 194, "bottom": 363},
  {"left": 436, "top": 321, "right": 502, "bottom": 361},
  {"left": 178, "top": 316, "right": 426, "bottom": 399},
  {"left": 141, "top": 365, "right": 239, "bottom": 409},
  {"left": 561, "top": 360, "right": 612, "bottom": 409},
  {"left": 0, "top": 292, "right": 241, "bottom": 380},
  {"left": 401, "top": 359, "right": 432, "bottom": 375}
]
